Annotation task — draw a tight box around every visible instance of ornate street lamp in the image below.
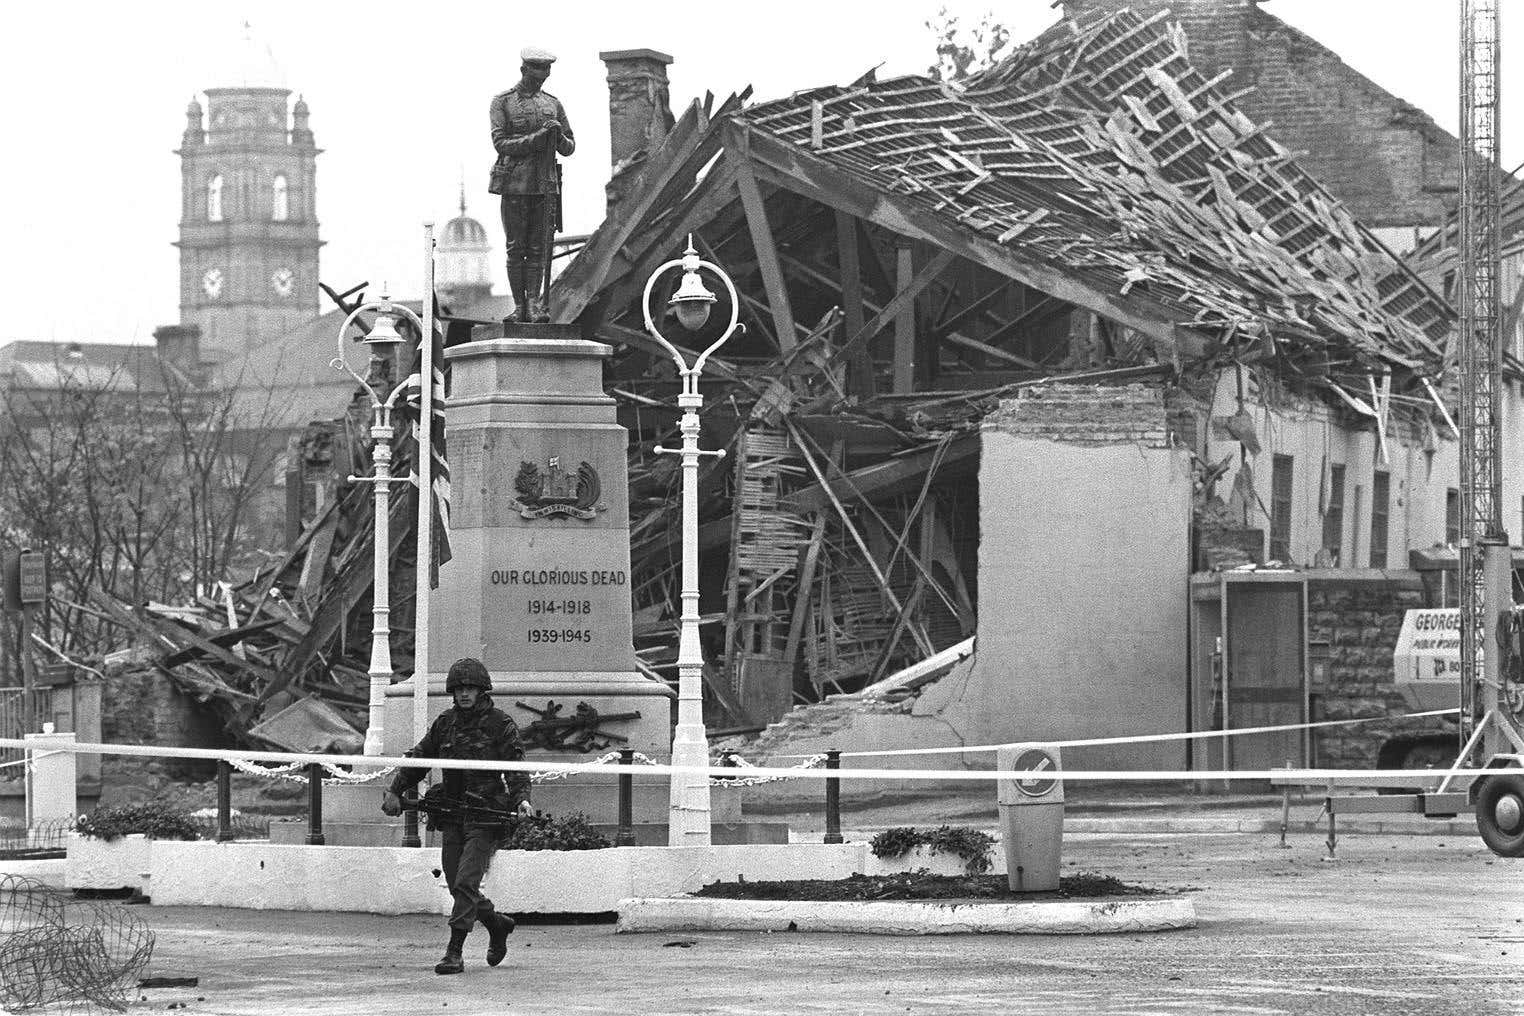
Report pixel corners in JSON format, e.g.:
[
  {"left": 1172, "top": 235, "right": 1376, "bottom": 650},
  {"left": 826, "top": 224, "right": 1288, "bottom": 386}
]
[
  {"left": 644, "top": 237, "right": 743, "bottom": 847},
  {"left": 331, "top": 293, "right": 427, "bottom": 756}
]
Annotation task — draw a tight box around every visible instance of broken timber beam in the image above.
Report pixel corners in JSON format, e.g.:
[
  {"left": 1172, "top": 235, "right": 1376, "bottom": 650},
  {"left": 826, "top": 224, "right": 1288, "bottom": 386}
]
[
  {"left": 893, "top": 241, "right": 916, "bottom": 393},
  {"left": 782, "top": 435, "right": 977, "bottom": 515},
  {"left": 730, "top": 132, "right": 798, "bottom": 353},
  {"left": 835, "top": 209, "right": 873, "bottom": 397}
]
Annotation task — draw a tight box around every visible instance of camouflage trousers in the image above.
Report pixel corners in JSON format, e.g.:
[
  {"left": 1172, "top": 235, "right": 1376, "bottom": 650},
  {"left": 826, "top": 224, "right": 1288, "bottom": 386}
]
[{"left": 441, "top": 823, "right": 501, "bottom": 931}]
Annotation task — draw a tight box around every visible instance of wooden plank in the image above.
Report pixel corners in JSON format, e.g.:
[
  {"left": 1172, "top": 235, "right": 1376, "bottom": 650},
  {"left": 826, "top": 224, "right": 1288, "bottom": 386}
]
[
  {"left": 893, "top": 241, "right": 916, "bottom": 393},
  {"left": 731, "top": 139, "right": 799, "bottom": 353},
  {"left": 720, "top": 428, "right": 750, "bottom": 693},
  {"left": 739, "top": 128, "right": 1202, "bottom": 360},
  {"left": 782, "top": 432, "right": 979, "bottom": 514},
  {"left": 839, "top": 249, "right": 956, "bottom": 366},
  {"left": 930, "top": 281, "right": 1011, "bottom": 344},
  {"left": 983, "top": 294, "right": 1067, "bottom": 349},
  {"left": 553, "top": 101, "right": 705, "bottom": 320},
  {"left": 941, "top": 331, "right": 1044, "bottom": 369},
  {"left": 589, "top": 161, "right": 743, "bottom": 334},
  {"left": 296, "top": 501, "right": 339, "bottom": 609},
  {"left": 782, "top": 515, "right": 827, "bottom": 671},
  {"left": 835, "top": 209, "right": 873, "bottom": 397},
  {"left": 782, "top": 418, "right": 933, "bottom": 657}
]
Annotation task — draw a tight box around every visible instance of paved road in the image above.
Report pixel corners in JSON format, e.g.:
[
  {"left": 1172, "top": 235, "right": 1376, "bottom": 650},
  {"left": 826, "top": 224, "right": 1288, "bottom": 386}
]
[{"left": 109, "top": 831, "right": 1521, "bottom": 1016}]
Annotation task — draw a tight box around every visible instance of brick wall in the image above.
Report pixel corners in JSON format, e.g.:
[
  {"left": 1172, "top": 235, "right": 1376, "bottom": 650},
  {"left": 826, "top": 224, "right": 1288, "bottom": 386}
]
[
  {"left": 1307, "top": 576, "right": 1452, "bottom": 768},
  {"left": 1063, "top": 0, "right": 1457, "bottom": 228},
  {"left": 984, "top": 382, "right": 1169, "bottom": 446}
]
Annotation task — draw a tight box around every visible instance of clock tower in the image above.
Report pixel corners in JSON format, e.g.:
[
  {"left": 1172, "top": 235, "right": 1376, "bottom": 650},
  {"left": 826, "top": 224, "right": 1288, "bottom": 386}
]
[{"left": 176, "top": 85, "right": 321, "bottom": 362}]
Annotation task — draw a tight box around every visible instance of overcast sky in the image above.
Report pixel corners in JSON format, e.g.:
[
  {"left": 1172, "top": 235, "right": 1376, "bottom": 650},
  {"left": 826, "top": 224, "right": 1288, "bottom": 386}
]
[{"left": 1, "top": 1, "right": 1515, "bottom": 346}]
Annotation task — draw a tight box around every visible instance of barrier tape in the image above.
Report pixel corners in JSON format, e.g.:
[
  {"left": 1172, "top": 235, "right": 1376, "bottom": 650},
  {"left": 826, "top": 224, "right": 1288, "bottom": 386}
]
[
  {"left": 0, "top": 749, "right": 62, "bottom": 771},
  {"left": 788, "top": 708, "right": 1463, "bottom": 759},
  {"left": 0, "top": 737, "right": 1510, "bottom": 785}
]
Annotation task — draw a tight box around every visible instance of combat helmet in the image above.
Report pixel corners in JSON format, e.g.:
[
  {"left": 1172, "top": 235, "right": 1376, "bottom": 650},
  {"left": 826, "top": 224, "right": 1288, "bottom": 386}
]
[{"left": 445, "top": 657, "right": 493, "bottom": 694}]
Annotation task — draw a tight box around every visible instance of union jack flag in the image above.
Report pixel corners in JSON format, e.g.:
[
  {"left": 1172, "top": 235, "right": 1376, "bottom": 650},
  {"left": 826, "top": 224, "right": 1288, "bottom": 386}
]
[{"left": 398, "top": 302, "right": 452, "bottom": 588}]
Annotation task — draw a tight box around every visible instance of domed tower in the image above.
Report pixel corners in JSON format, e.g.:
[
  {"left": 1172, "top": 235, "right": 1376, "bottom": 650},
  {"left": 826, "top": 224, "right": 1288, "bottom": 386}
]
[
  {"left": 174, "top": 33, "right": 322, "bottom": 362},
  {"left": 437, "top": 184, "right": 493, "bottom": 311}
]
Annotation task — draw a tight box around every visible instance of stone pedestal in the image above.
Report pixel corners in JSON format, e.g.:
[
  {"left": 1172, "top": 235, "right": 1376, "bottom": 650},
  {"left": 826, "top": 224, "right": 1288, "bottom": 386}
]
[{"left": 385, "top": 325, "right": 674, "bottom": 772}]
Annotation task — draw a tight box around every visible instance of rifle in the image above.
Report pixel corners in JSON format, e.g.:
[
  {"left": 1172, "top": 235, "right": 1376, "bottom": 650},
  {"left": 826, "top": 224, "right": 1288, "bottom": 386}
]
[{"left": 400, "top": 787, "right": 548, "bottom": 833}]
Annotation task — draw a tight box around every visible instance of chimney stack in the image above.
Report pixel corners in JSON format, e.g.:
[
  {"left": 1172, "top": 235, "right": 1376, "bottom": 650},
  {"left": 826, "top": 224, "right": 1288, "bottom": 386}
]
[{"left": 599, "top": 49, "right": 675, "bottom": 209}]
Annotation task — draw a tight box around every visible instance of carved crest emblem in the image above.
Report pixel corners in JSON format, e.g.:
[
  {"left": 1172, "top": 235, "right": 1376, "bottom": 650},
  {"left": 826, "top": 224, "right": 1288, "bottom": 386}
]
[{"left": 511, "top": 456, "right": 607, "bottom": 520}]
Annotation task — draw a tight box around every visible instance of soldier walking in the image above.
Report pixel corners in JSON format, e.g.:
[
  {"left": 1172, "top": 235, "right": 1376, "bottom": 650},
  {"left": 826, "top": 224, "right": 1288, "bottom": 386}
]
[
  {"left": 489, "top": 46, "right": 575, "bottom": 323},
  {"left": 382, "top": 658, "right": 531, "bottom": 974}
]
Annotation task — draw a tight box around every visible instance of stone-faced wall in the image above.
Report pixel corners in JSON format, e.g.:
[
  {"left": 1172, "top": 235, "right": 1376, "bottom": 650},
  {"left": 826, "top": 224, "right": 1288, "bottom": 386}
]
[
  {"left": 1306, "top": 574, "right": 1451, "bottom": 768},
  {"left": 102, "top": 665, "right": 223, "bottom": 776}
]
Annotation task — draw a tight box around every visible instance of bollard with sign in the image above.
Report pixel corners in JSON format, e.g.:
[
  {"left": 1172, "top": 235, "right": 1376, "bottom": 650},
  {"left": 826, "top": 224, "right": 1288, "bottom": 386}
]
[{"left": 997, "top": 743, "right": 1064, "bottom": 892}]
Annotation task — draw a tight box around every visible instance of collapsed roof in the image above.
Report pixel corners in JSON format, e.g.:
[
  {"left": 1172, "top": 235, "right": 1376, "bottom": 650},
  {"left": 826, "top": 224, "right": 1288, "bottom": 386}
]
[{"left": 557, "top": 6, "right": 1453, "bottom": 400}]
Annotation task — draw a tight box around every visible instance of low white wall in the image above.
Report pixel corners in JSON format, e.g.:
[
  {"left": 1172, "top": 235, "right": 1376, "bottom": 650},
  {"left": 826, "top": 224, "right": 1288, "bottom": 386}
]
[
  {"left": 64, "top": 833, "right": 151, "bottom": 893},
  {"left": 64, "top": 835, "right": 1005, "bottom": 914},
  {"left": 145, "top": 842, "right": 882, "bottom": 914}
]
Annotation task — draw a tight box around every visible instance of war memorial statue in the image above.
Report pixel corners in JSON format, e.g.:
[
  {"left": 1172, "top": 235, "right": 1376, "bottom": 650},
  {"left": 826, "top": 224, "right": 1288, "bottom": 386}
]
[{"left": 489, "top": 46, "right": 575, "bottom": 323}]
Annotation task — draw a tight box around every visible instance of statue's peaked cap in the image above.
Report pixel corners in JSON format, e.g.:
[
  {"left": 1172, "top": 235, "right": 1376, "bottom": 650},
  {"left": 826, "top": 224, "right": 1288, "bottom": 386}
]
[{"left": 520, "top": 46, "right": 557, "bottom": 64}]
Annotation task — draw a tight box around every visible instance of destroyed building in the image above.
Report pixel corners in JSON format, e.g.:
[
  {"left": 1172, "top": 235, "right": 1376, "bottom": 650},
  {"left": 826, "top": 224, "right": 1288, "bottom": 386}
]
[{"left": 553, "top": 4, "right": 1501, "bottom": 771}]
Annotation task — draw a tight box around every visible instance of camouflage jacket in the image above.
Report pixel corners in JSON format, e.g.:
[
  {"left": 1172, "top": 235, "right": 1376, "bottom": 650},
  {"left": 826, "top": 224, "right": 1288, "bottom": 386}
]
[
  {"left": 388, "top": 696, "right": 530, "bottom": 817},
  {"left": 488, "top": 85, "right": 575, "bottom": 195}
]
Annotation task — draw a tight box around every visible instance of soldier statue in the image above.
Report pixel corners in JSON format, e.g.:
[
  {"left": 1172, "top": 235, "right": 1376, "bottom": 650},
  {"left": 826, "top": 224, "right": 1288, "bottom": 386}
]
[{"left": 489, "top": 46, "right": 575, "bottom": 324}]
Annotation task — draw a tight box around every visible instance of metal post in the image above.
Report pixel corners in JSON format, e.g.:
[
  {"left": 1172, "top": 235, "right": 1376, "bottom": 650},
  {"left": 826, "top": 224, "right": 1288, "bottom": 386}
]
[
  {"left": 1278, "top": 759, "right": 1291, "bottom": 849},
  {"left": 216, "top": 761, "right": 234, "bottom": 842},
  {"left": 824, "top": 749, "right": 843, "bottom": 844},
  {"left": 665, "top": 391, "right": 715, "bottom": 845},
  {"left": 402, "top": 808, "right": 421, "bottom": 848},
  {"left": 331, "top": 296, "right": 428, "bottom": 757},
  {"left": 306, "top": 764, "right": 325, "bottom": 846},
  {"left": 415, "top": 224, "right": 437, "bottom": 746},
  {"left": 646, "top": 239, "right": 740, "bottom": 848},
  {"left": 361, "top": 414, "right": 395, "bottom": 757},
  {"left": 1480, "top": 537, "right": 1512, "bottom": 761},
  {"left": 616, "top": 748, "right": 637, "bottom": 847}
]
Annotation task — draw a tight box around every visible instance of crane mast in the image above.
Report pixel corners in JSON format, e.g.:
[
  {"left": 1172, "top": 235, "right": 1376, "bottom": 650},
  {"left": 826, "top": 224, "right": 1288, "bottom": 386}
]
[{"left": 1458, "top": 0, "right": 1509, "bottom": 759}]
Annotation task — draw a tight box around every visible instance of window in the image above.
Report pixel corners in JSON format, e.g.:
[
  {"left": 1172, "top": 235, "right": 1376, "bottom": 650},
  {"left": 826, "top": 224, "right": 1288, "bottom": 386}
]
[
  {"left": 1370, "top": 470, "right": 1391, "bottom": 569},
  {"left": 207, "top": 174, "right": 223, "bottom": 222},
  {"left": 1270, "top": 454, "right": 1294, "bottom": 562},
  {"left": 272, "top": 174, "right": 288, "bottom": 221},
  {"left": 1321, "top": 464, "right": 1346, "bottom": 566},
  {"left": 1447, "top": 488, "right": 1461, "bottom": 547}
]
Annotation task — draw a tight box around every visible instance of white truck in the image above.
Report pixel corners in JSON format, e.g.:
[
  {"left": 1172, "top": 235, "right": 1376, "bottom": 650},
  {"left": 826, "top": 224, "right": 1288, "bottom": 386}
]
[{"left": 1391, "top": 607, "right": 1524, "bottom": 857}]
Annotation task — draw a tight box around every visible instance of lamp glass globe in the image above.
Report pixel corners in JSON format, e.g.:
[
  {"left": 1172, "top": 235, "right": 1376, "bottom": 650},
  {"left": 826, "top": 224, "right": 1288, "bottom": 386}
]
[{"left": 674, "top": 300, "right": 712, "bottom": 332}]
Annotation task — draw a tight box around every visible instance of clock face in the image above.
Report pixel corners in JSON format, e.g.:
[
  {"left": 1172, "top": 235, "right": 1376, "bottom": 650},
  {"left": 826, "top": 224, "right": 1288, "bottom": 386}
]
[
  {"left": 201, "top": 268, "right": 224, "bottom": 299},
  {"left": 271, "top": 267, "right": 295, "bottom": 297}
]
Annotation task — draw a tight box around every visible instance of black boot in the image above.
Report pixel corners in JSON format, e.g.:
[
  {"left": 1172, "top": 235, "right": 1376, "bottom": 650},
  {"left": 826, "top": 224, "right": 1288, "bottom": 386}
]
[
  {"left": 435, "top": 927, "right": 468, "bottom": 975},
  {"left": 482, "top": 911, "right": 514, "bottom": 966},
  {"left": 506, "top": 261, "right": 529, "bottom": 324},
  {"left": 526, "top": 260, "right": 551, "bottom": 322}
]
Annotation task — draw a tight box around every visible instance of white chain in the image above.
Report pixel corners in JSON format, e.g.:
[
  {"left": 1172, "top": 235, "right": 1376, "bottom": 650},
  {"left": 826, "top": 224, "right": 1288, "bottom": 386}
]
[
  {"left": 529, "top": 750, "right": 641, "bottom": 783},
  {"left": 225, "top": 757, "right": 397, "bottom": 784},
  {"left": 709, "top": 753, "right": 827, "bottom": 786}
]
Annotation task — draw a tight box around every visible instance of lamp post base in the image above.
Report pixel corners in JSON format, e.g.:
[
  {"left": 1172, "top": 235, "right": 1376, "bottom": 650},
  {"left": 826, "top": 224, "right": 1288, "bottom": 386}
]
[{"left": 667, "top": 726, "right": 713, "bottom": 846}]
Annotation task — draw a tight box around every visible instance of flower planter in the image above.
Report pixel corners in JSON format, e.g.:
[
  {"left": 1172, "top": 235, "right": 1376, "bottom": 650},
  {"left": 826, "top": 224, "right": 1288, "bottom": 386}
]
[
  {"left": 864, "top": 845, "right": 983, "bottom": 877},
  {"left": 65, "top": 832, "right": 152, "bottom": 893}
]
